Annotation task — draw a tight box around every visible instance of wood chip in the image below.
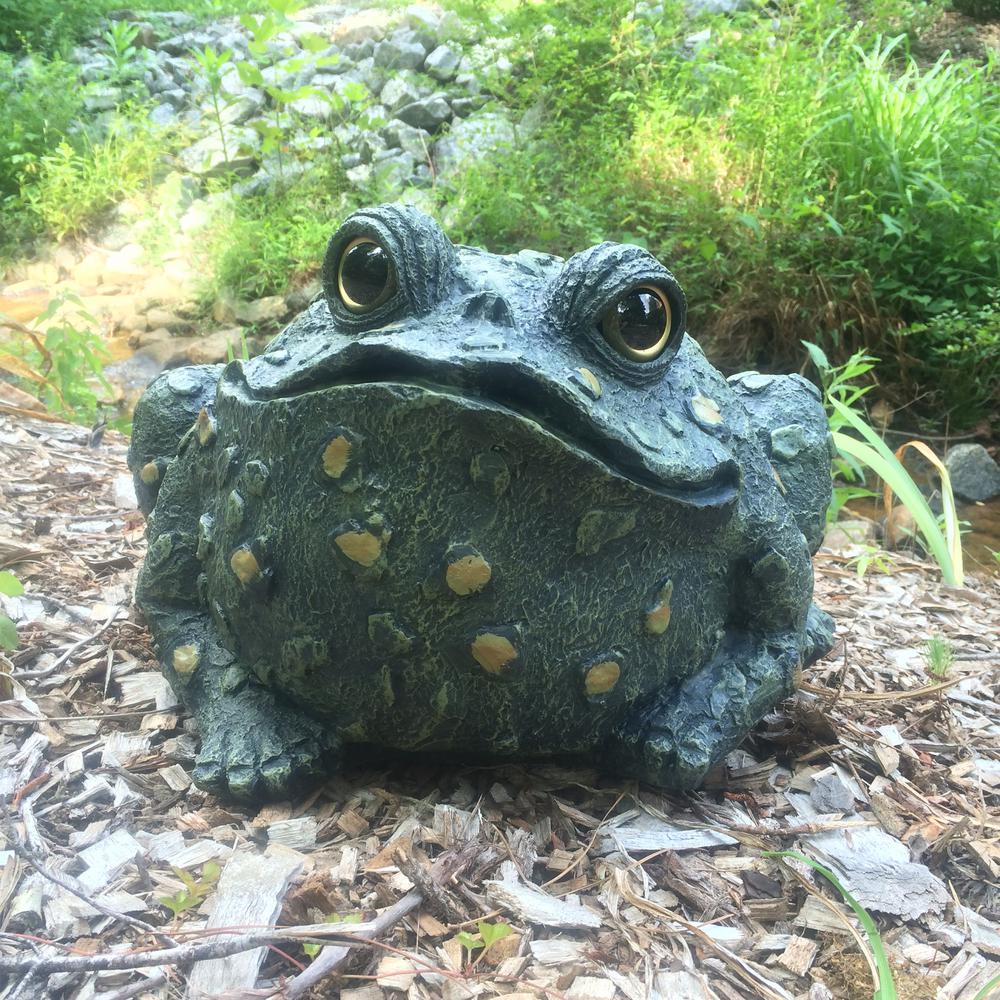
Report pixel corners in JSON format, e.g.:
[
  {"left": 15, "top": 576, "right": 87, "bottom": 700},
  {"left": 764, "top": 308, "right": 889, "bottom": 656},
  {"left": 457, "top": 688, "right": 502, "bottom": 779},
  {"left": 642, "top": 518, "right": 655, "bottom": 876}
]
[
  {"left": 777, "top": 935, "right": 819, "bottom": 976},
  {"left": 486, "top": 861, "right": 600, "bottom": 929},
  {"left": 184, "top": 846, "right": 304, "bottom": 999}
]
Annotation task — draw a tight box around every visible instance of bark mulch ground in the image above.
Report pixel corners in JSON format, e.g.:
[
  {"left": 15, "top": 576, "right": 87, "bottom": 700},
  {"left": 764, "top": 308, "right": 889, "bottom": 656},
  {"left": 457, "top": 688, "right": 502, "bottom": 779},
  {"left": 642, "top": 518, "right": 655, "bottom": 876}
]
[{"left": 1, "top": 413, "right": 998, "bottom": 1000}]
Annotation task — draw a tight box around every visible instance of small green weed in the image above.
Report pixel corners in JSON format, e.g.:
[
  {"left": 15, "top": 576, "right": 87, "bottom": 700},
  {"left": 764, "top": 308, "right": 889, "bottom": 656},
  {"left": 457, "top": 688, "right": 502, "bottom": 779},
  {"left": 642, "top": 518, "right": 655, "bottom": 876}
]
[
  {"left": 925, "top": 635, "right": 954, "bottom": 679},
  {"left": 158, "top": 861, "right": 221, "bottom": 919},
  {"left": 847, "top": 545, "right": 897, "bottom": 580},
  {"left": 766, "top": 850, "right": 897, "bottom": 1000},
  {"left": 103, "top": 20, "right": 145, "bottom": 92},
  {"left": 456, "top": 920, "right": 514, "bottom": 968},
  {"left": 0, "top": 571, "right": 25, "bottom": 652}
]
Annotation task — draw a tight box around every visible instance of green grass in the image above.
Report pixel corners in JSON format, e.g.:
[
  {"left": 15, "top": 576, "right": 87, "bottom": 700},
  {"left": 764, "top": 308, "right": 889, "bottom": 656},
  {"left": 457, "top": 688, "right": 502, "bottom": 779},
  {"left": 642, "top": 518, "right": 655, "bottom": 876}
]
[{"left": 203, "top": 168, "right": 361, "bottom": 299}]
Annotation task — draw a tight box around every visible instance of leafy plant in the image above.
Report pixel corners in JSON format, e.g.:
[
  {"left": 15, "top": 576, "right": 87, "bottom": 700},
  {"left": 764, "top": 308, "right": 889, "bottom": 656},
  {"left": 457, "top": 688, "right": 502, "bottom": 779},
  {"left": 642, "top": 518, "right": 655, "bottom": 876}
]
[
  {"left": 766, "top": 850, "right": 897, "bottom": 1000},
  {"left": 158, "top": 861, "right": 221, "bottom": 919},
  {"left": 0, "top": 571, "right": 25, "bottom": 652},
  {"left": 805, "top": 342, "right": 964, "bottom": 585},
  {"left": 23, "top": 115, "right": 167, "bottom": 239},
  {"left": 847, "top": 545, "right": 897, "bottom": 580},
  {"left": 191, "top": 45, "right": 237, "bottom": 169},
  {"left": 0, "top": 292, "right": 112, "bottom": 426},
  {"left": 103, "top": 20, "right": 144, "bottom": 91},
  {"left": 302, "top": 911, "right": 362, "bottom": 958},
  {"left": 925, "top": 635, "right": 954, "bottom": 679},
  {"left": 455, "top": 920, "right": 514, "bottom": 968}
]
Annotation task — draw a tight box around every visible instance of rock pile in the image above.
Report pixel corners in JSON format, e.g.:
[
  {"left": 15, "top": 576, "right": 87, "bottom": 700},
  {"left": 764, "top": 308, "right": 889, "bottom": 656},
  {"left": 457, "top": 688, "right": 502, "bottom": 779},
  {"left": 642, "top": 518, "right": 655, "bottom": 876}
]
[{"left": 68, "top": 2, "right": 526, "bottom": 196}]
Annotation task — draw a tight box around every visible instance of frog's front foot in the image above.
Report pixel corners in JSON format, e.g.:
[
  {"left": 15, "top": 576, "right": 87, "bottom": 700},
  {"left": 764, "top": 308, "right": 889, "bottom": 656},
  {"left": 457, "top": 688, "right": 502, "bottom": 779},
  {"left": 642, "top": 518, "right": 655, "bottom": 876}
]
[
  {"left": 610, "top": 629, "right": 813, "bottom": 789},
  {"left": 192, "top": 686, "right": 338, "bottom": 802}
]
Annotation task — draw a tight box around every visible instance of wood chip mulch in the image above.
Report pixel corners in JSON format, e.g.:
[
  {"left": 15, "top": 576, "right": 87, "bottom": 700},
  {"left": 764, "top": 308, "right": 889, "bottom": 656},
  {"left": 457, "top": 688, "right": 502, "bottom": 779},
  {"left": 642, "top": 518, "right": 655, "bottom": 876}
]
[{"left": 1, "top": 412, "right": 998, "bottom": 1000}]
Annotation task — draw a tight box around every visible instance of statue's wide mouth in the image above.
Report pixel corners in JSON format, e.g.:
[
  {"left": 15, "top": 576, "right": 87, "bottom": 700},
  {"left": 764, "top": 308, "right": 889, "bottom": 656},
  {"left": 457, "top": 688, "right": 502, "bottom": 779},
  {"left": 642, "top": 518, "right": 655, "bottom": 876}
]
[{"left": 230, "top": 353, "right": 740, "bottom": 509}]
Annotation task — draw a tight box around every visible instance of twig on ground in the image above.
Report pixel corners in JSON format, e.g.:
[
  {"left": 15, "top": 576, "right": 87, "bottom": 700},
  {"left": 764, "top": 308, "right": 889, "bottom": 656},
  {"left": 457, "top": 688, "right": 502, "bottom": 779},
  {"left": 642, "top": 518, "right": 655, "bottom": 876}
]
[{"left": 12, "top": 605, "right": 123, "bottom": 681}]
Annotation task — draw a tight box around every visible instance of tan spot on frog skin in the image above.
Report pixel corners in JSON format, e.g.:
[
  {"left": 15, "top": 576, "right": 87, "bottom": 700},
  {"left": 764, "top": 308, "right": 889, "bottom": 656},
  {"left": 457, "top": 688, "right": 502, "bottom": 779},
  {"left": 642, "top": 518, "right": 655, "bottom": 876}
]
[
  {"left": 322, "top": 435, "right": 352, "bottom": 478},
  {"left": 335, "top": 529, "right": 383, "bottom": 567},
  {"left": 230, "top": 546, "right": 262, "bottom": 585},
  {"left": 471, "top": 633, "right": 518, "bottom": 674},
  {"left": 140, "top": 461, "right": 160, "bottom": 485},
  {"left": 196, "top": 407, "right": 216, "bottom": 446},
  {"left": 172, "top": 644, "right": 200, "bottom": 675},
  {"left": 584, "top": 660, "right": 621, "bottom": 696},
  {"left": 577, "top": 367, "right": 602, "bottom": 399},
  {"left": 645, "top": 580, "right": 674, "bottom": 635},
  {"left": 446, "top": 554, "right": 492, "bottom": 595},
  {"left": 691, "top": 394, "right": 723, "bottom": 425}
]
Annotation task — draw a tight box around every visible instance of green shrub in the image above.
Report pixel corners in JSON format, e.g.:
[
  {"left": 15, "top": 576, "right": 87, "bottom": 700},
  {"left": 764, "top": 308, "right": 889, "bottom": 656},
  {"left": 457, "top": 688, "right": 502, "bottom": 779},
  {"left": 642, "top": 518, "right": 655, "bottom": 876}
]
[
  {"left": 205, "top": 168, "right": 361, "bottom": 299},
  {"left": 0, "top": 54, "right": 83, "bottom": 201},
  {"left": 22, "top": 115, "right": 171, "bottom": 240}
]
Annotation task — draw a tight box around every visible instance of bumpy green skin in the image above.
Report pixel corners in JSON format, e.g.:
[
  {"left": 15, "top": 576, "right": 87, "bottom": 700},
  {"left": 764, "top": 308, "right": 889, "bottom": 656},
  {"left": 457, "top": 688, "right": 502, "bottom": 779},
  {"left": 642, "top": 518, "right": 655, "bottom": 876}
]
[{"left": 128, "top": 204, "right": 834, "bottom": 802}]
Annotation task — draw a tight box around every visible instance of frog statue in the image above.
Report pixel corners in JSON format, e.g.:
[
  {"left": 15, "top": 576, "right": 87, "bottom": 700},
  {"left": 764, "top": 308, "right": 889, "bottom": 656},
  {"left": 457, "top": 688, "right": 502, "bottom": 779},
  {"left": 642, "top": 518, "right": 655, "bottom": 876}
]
[{"left": 128, "top": 203, "right": 834, "bottom": 802}]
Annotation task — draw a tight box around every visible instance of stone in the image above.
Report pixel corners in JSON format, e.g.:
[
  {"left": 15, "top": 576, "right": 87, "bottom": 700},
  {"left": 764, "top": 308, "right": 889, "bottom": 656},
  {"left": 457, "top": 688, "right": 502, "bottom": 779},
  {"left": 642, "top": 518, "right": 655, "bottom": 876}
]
[
  {"left": 424, "top": 44, "right": 462, "bottom": 82},
  {"left": 145, "top": 308, "right": 192, "bottom": 332},
  {"left": 345, "top": 163, "right": 373, "bottom": 187},
  {"left": 331, "top": 10, "right": 392, "bottom": 46},
  {"left": 379, "top": 75, "right": 420, "bottom": 112},
  {"left": 434, "top": 111, "right": 517, "bottom": 177},
  {"left": 381, "top": 121, "right": 431, "bottom": 158},
  {"left": 687, "top": 0, "right": 750, "bottom": 13},
  {"left": 945, "top": 444, "right": 1000, "bottom": 502},
  {"left": 186, "top": 329, "right": 247, "bottom": 365},
  {"left": 287, "top": 95, "right": 333, "bottom": 120},
  {"left": 232, "top": 296, "right": 288, "bottom": 325},
  {"left": 211, "top": 89, "right": 266, "bottom": 127},
  {"left": 84, "top": 86, "right": 120, "bottom": 112},
  {"left": 150, "top": 103, "right": 178, "bottom": 126},
  {"left": 179, "top": 126, "right": 261, "bottom": 178},
  {"left": 810, "top": 771, "right": 855, "bottom": 814},
  {"left": 372, "top": 35, "right": 427, "bottom": 71},
  {"left": 128, "top": 203, "right": 834, "bottom": 803},
  {"left": 395, "top": 94, "right": 452, "bottom": 131},
  {"left": 103, "top": 244, "right": 148, "bottom": 286},
  {"left": 371, "top": 151, "right": 419, "bottom": 194}
]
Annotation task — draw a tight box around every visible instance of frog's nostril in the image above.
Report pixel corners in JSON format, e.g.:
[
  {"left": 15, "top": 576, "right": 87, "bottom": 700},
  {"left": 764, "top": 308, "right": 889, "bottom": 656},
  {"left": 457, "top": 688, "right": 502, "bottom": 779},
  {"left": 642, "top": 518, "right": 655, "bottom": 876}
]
[{"left": 460, "top": 291, "right": 516, "bottom": 328}]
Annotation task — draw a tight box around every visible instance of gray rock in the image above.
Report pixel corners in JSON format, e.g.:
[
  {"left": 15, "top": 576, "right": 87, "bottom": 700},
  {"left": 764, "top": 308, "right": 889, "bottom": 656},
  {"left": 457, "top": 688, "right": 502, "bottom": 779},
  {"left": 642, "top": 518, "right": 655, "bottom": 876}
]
[
  {"left": 373, "top": 35, "right": 427, "bottom": 71},
  {"left": 436, "top": 10, "right": 469, "bottom": 42},
  {"left": 945, "top": 444, "right": 1000, "bottom": 502},
  {"left": 80, "top": 58, "right": 113, "bottom": 83},
  {"left": 230, "top": 158, "right": 307, "bottom": 197},
  {"left": 380, "top": 75, "right": 420, "bottom": 112},
  {"left": 179, "top": 125, "right": 261, "bottom": 178},
  {"left": 395, "top": 94, "right": 452, "bottom": 131},
  {"left": 810, "top": 772, "right": 855, "bottom": 814},
  {"left": 345, "top": 162, "right": 373, "bottom": 187},
  {"left": 450, "top": 95, "right": 486, "bottom": 118},
  {"left": 344, "top": 39, "right": 375, "bottom": 61},
  {"left": 454, "top": 71, "right": 483, "bottom": 95},
  {"left": 352, "top": 56, "right": 385, "bottom": 94},
  {"left": 158, "top": 84, "right": 186, "bottom": 109},
  {"left": 83, "top": 86, "right": 120, "bottom": 112},
  {"left": 371, "top": 150, "right": 419, "bottom": 194},
  {"left": 434, "top": 110, "right": 516, "bottom": 177},
  {"left": 207, "top": 89, "right": 265, "bottom": 126},
  {"left": 144, "top": 64, "right": 175, "bottom": 93},
  {"left": 405, "top": 5, "right": 441, "bottom": 35},
  {"left": 424, "top": 44, "right": 461, "bottom": 82},
  {"left": 287, "top": 94, "right": 332, "bottom": 120},
  {"left": 358, "top": 132, "right": 389, "bottom": 165},
  {"left": 686, "top": 0, "right": 750, "bottom": 12},
  {"left": 150, "top": 103, "right": 178, "bottom": 126},
  {"left": 381, "top": 121, "right": 431, "bottom": 158},
  {"left": 340, "top": 152, "right": 363, "bottom": 169}
]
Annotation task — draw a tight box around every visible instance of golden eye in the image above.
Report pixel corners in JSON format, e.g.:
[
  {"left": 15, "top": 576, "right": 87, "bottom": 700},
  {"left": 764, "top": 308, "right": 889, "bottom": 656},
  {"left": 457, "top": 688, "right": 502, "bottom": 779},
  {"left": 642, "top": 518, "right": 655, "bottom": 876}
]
[
  {"left": 600, "top": 285, "right": 672, "bottom": 362},
  {"left": 337, "top": 237, "right": 396, "bottom": 312}
]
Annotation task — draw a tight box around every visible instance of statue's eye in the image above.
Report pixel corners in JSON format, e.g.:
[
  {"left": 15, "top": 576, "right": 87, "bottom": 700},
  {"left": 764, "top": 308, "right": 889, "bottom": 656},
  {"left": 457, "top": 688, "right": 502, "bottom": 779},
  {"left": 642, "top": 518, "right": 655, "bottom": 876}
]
[
  {"left": 337, "top": 237, "right": 396, "bottom": 312},
  {"left": 600, "top": 285, "right": 673, "bottom": 362}
]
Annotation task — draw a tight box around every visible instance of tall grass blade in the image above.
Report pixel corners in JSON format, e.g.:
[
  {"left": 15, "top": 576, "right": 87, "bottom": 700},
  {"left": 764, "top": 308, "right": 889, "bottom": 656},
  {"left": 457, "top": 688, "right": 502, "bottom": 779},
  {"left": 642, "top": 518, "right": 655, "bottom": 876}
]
[
  {"left": 829, "top": 399, "right": 962, "bottom": 585},
  {"left": 766, "top": 850, "right": 898, "bottom": 1000}
]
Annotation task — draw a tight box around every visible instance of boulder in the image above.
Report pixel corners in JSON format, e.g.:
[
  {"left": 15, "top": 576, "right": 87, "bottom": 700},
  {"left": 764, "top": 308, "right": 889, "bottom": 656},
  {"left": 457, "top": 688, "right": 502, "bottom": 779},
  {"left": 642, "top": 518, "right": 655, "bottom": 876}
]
[
  {"left": 395, "top": 94, "right": 452, "bottom": 131},
  {"left": 945, "top": 444, "right": 1000, "bottom": 502},
  {"left": 380, "top": 75, "right": 420, "bottom": 112},
  {"left": 424, "top": 44, "right": 461, "bottom": 82},
  {"left": 179, "top": 126, "right": 261, "bottom": 178},
  {"left": 232, "top": 296, "right": 288, "bottom": 325},
  {"left": 186, "top": 328, "right": 246, "bottom": 365},
  {"left": 373, "top": 34, "right": 428, "bottom": 71},
  {"left": 381, "top": 121, "right": 431, "bottom": 158},
  {"left": 434, "top": 110, "right": 517, "bottom": 177}
]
